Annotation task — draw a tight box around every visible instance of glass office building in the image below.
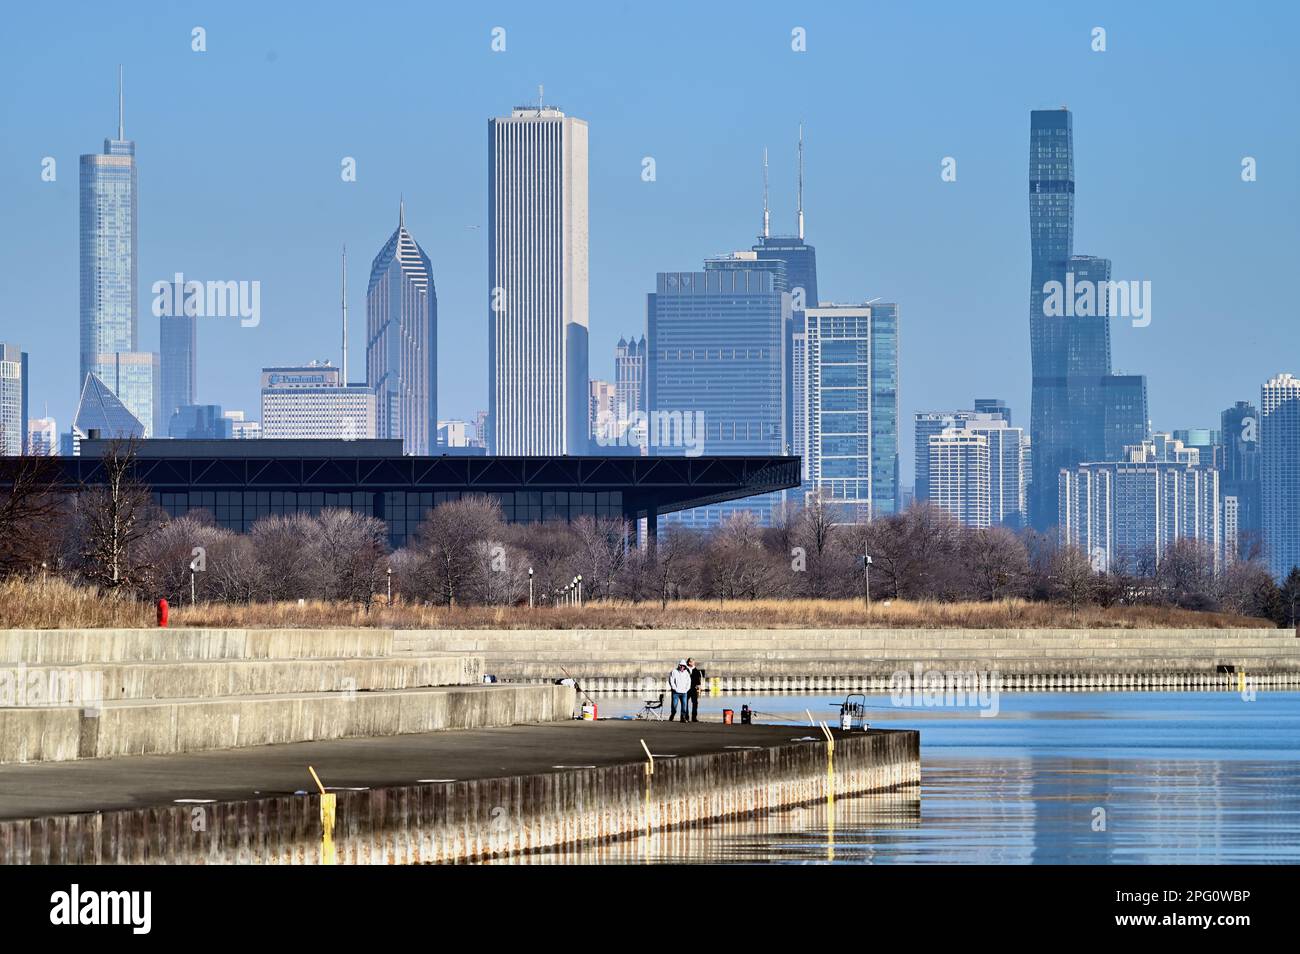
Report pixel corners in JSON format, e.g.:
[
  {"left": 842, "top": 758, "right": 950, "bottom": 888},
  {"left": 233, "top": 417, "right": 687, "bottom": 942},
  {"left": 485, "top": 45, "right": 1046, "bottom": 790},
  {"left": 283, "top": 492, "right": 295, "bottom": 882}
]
[
  {"left": 647, "top": 254, "right": 788, "bottom": 528},
  {"left": 1027, "top": 108, "right": 1148, "bottom": 530},
  {"left": 160, "top": 284, "right": 197, "bottom": 424}
]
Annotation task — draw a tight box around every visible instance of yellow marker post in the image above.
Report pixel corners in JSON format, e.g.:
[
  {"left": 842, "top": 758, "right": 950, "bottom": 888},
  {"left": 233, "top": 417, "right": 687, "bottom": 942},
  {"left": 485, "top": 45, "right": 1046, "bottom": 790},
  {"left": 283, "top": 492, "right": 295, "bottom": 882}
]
[
  {"left": 309, "top": 765, "right": 337, "bottom": 866},
  {"left": 819, "top": 722, "right": 836, "bottom": 861},
  {"left": 710, "top": 676, "right": 721, "bottom": 697},
  {"left": 639, "top": 739, "right": 655, "bottom": 834}
]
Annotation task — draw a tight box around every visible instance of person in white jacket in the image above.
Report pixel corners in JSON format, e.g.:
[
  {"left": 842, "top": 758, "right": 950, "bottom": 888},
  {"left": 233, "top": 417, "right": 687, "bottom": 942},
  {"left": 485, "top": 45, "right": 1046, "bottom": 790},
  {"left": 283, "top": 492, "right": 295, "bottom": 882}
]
[{"left": 668, "top": 660, "right": 692, "bottom": 723}]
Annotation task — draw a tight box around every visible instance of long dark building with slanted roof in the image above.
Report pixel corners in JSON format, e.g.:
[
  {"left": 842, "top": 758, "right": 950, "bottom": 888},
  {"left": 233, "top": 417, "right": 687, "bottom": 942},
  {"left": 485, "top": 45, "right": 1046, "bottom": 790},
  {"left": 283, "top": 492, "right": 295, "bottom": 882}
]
[{"left": 43, "top": 439, "right": 798, "bottom": 548}]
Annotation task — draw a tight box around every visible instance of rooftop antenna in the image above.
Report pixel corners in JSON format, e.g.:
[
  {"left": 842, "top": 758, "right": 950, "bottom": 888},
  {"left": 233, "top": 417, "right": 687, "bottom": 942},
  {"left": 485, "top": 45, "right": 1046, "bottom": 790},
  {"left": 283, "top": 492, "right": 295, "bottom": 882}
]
[
  {"left": 341, "top": 245, "right": 348, "bottom": 386},
  {"left": 117, "top": 65, "right": 124, "bottom": 140},
  {"left": 538, "top": 84, "right": 544, "bottom": 110},
  {"left": 399, "top": 194, "right": 405, "bottom": 228},
  {"left": 762, "top": 147, "right": 770, "bottom": 238},
  {"left": 796, "top": 122, "right": 805, "bottom": 240}
]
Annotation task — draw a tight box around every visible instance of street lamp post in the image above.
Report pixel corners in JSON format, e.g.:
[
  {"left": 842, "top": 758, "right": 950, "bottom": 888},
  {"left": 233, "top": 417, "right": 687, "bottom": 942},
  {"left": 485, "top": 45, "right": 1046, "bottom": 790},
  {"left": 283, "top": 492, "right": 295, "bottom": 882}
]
[
  {"left": 190, "top": 567, "right": 196, "bottom": 606},
  {"left": 576, "top": 574, "right": 583, "bottom": 606},
  {"left": 528, "top": 567, "right": 534, "bottom": 608},
  {"left": 386, "top": 567, "right": 392, "bottom": 606},
  {"left": 863, "top": 548, "right": 873, "bottom": 612}
]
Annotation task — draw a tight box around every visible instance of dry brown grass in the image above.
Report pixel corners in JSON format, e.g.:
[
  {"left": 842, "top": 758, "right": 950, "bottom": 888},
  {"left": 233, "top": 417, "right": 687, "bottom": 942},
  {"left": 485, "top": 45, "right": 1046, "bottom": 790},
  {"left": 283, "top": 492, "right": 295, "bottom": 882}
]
[{"left": 0, "top": 578, "right": 1272, "bottom": 630}]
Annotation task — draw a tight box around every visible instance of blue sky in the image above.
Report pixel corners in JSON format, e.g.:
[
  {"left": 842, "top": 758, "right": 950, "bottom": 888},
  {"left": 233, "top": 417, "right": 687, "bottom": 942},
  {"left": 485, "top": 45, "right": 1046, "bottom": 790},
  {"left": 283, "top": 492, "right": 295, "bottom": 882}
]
[{"left": 1, "top": 0, "right": 1296, "bottom": 480}]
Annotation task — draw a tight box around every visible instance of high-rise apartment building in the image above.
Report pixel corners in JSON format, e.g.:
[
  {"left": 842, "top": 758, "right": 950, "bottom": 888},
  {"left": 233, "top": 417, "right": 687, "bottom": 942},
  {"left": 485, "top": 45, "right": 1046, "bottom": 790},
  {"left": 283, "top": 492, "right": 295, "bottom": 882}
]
[
  {"left": 589, "top": 378, "right": 616, "bottom": 443},
  {"left": 488, "top": 103, "right": 589, "bottom": 455},
  {"left": 366, "top": 201, "right": 436, "bottom": 455},
  {"left": 929, "top": 428, "right": 991, "bottom": 529},
  {"left": 261, "top": 362, "right": 377, "bottom": 440},
  {"left": 1060, "top": 439, "right": 1220, "bottom": 574},
  {"left": 800, "top": 303, "right": 898, "bottom": 521},
  {"left": 1261, "top": 373, "right": 1300, "bottom": 579},
  {"left": 0, "top": 344, "right": 29, "bottom": 456}
]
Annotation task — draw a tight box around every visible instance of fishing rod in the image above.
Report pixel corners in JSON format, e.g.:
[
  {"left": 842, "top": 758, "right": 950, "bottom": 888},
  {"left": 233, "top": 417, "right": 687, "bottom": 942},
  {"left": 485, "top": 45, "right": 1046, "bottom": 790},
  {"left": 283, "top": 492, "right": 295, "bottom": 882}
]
[{"left": 559, "top": 665, "right": 596, "bottom": 708}]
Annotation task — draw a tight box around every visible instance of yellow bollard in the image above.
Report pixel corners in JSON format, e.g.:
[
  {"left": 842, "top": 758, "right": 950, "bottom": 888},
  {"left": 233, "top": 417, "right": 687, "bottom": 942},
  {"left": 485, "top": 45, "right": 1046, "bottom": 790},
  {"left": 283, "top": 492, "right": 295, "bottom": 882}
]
[
  {"left": 309, "top": 765, "right": 337, "bottom": 865},
  {"left": 709, "top": 676, "right": 721, "bottom": 697}
]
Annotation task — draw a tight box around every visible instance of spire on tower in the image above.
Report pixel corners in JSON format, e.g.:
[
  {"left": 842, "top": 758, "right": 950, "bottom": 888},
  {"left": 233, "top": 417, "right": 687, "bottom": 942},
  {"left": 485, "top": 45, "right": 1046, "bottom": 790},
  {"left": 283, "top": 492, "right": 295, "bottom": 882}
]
[
  {"left": 341, "top": 244, "right": 349, "bottom": 386},
  {"left": 399, "top": 195, "right": 405, "bottom": 228},
  {"left": 796, "top": 122, "right": 805, "bottom": 240},
  {"left": 117, "top": 65, "right": 124, "bottom": 140},
  {"left": 762, "top": 147, "right": 770, "bottom": 238}
]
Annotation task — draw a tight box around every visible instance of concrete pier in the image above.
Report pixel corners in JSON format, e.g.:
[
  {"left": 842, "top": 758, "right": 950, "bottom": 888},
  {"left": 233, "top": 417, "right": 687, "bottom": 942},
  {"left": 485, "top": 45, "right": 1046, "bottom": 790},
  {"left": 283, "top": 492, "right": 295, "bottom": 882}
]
[{"left": 0, "top": 721, "right": 919, "bottom": 864}]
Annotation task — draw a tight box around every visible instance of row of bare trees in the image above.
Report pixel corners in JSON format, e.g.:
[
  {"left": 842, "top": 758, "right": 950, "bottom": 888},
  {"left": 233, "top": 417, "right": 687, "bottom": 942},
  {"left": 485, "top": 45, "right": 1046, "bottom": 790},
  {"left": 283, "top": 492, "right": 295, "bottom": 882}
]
[{"left": 2, "top": 446, "right": 1297, "bottom": 624}]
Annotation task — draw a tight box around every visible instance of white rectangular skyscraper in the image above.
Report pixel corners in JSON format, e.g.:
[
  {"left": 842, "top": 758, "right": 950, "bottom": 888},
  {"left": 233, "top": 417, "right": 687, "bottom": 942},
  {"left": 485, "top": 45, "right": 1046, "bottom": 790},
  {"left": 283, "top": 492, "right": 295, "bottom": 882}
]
[{"left": 488, "top": 104, "right": 589, "bottom": 455}]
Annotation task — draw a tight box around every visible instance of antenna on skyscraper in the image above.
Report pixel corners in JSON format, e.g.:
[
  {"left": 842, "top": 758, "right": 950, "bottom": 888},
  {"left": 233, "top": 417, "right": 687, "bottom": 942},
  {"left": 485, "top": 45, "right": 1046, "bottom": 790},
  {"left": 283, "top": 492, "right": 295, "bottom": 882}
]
[
  {"left": 341, "top": 245, "right": 348, "bottom": 386},
  {"left": 117, "top": 65, "right": 124, "bottom": 140},
  {"left": 399, "top": 195, "right": 405, "bottom": 228},
  {"left": 762, "top": 147, "right": 770, "bottom": 238},
  {"left": 538, "top": 84, "right": 544, "bottom": 110},
  {"left": 796, "top": 122, "right": 805, "bottom": 240}
]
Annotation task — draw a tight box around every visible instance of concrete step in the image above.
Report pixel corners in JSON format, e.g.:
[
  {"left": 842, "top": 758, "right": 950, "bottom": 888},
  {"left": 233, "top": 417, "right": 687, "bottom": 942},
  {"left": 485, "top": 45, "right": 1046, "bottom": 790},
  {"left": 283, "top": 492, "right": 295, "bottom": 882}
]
[
  {"left": 0, "top": 683, "right": 575, "bottom": 764},
  {"left": 1, "top": 654, "right": 484, "bottom": 704},
  {"left": 0, "top": 628, "right": 396, "bottom": 665}
]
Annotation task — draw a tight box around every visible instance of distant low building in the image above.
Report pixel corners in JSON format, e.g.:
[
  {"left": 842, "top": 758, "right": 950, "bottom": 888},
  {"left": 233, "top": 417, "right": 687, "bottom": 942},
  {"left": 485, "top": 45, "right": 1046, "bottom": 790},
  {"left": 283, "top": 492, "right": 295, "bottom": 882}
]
[
  {"left": 169, "top": 404, "right": 232, "bottom": 440},
  {"left": 222, "top": 409, "right": 262, "bottom": 440},
  {"left": 27, "top": 417, "right": 58, "bottom": 456}
]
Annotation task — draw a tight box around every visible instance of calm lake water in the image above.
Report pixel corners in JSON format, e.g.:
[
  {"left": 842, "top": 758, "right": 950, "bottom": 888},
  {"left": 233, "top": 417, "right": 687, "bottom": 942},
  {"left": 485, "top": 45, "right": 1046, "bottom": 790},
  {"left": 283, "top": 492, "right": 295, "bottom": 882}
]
[{"left": 505, "top": 691, "right": 1300, "bottom": 864}]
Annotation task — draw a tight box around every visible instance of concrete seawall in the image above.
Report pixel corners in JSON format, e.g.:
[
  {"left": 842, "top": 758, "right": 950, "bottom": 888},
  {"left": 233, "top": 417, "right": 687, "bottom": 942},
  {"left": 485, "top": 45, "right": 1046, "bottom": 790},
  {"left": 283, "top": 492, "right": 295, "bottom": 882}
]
[
  {"left": 395, "top": 626, "right": 1300, "bottom": 688},
  {"left": 0, "top": 723, "right": 919, "bottom": 864}
]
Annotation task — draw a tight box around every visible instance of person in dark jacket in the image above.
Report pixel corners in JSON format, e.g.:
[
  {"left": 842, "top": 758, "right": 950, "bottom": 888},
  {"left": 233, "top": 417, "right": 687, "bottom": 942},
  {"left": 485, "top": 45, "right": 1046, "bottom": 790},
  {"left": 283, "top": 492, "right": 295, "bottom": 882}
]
[{"left": 686, "top": 658, "right": 706, "bottom": 723}]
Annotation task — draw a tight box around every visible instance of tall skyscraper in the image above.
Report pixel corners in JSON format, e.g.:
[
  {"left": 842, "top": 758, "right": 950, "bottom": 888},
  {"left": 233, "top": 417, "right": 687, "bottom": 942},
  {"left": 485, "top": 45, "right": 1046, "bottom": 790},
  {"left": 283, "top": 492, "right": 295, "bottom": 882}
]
[
  {"left": 1261, "top": 373, "right": 1300, "bottom": 579},
  {"left": 0, "top": 344, "right": 29, "bottom": 456},
  {"left": 160, "top": 281, "right": 197, "bottom": 424},
  {"left": 488, "top": 102, "right": 589, "bottom": 455},
  {"left": 802, "top": 304, "right": 898, "bottom": 521},
  {"left": 753, "top": 130, "right": 819, "bottom": 462},
  {"left": 80, "top": 69, "right": 159, "bottom": 435},
  {"left": 261, "top": 362, "right": 377, "bottom": 440},
  {"left": 1027, "top": 108, "right": 1148, "bottom": 529},
  {"left": 366, "top": 201, "right": 437, "bottom": 455},
  {"left": 1221, "top": 400, "right": 1261, "bottom": 558},
  {"left": 648, "top": 253, "right": 787, "bottom": 527}
]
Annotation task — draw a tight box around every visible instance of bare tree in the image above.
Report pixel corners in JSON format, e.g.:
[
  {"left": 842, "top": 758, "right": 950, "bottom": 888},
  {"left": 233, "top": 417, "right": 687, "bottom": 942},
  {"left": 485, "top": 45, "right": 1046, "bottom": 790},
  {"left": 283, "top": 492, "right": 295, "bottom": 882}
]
[
  {"left": 961, "top": 526, "right": 1030, "bottom": 601},
  {"left": 307, "top": 509, "right": 388, "bottom": 606},
  {"left": 0, "top": 454, "right": 62, "bottom": 576},
  {"left": 1051, "top": 545, "right": 1096, "bottom": 609},
  {"left": 412, "top": 495, "right": 506, "bottom": 606},
  {"left": 74, "top": 439, "right": 159, "bottom": 589},
  {"left": 570, "top": 515, "right": 628, "bottom": 601}
]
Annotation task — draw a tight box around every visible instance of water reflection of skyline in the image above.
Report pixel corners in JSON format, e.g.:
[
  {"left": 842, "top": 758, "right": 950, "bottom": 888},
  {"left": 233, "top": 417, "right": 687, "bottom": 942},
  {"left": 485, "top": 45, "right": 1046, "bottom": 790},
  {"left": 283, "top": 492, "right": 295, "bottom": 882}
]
[{"left": 489, "top": 692, "right": 1300, "bottom": 865}]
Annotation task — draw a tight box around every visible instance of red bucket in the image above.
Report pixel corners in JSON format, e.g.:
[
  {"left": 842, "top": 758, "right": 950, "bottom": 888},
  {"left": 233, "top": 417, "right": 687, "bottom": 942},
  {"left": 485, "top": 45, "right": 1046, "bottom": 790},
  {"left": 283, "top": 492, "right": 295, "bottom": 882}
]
[{"left": 722, "top": 708, "right": 734, "bottom": 725}]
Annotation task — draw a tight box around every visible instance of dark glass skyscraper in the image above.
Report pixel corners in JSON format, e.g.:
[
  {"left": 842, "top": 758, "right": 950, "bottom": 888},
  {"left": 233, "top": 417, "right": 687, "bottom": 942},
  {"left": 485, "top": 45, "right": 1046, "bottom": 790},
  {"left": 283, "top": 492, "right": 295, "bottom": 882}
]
[
  {"left": 1221, "top": 400, "right": 1261, "bottom": 558},
  {"left": 1028, "top": 108, "right": 1148, "bottom": 530}
]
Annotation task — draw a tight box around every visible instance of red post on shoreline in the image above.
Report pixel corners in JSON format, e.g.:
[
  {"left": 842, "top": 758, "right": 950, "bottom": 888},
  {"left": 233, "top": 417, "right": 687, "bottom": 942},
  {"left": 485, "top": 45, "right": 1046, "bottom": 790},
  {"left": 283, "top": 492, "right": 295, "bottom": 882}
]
[{"left": 157, "top": 598, "right": 169, "bottom": 628}]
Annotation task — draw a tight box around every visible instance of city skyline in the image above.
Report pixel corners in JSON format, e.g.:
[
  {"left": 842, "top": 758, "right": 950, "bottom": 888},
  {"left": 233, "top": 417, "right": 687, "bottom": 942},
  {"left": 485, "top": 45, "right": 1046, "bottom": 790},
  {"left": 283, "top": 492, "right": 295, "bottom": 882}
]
[{"left": 4, "top": 3, "right": 1295, "bottom": 484}]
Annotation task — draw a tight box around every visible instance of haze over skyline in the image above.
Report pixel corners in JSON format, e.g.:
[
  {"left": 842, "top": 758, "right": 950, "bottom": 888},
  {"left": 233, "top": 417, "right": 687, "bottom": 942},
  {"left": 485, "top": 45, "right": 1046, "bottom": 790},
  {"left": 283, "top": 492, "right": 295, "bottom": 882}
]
[{"left": 1, "top": 0, "right": 1296, "bottom": 480}]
